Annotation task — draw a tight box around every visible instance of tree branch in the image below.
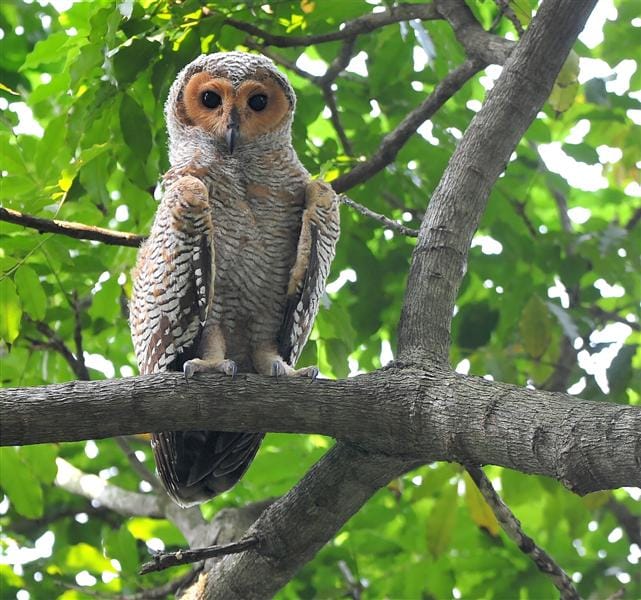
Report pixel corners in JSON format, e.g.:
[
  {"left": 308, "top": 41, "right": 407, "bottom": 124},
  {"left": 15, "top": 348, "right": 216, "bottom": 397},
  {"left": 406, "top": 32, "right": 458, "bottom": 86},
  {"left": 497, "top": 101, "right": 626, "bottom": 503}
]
[
  {"left": 203, "top": 443, "right": 410, "bottom": 599},
  {"left": 221, "top": 4, "right": 441, "bottom": 47},
  {"left": 339, "top": 195, "right": 418, "bottom": 237},
  {"left": 332, "top": 59, "right": 483, "bottom": 194},
  {"left": 397, "top": 0, "right": 599, "bottom": 364},
  {"left": 54, "top": 457, "right": 163, "bottom": 518},
  {"left": 0, "top": 207, "right": 144, "bottom": 247},
  {"left": 139, "top": 537, "right": 258, "bottom": 574},
  {"left": 467, "top": 466, "right": 579, "bottom": 599},
  {"left": 5, "top": 370, "right": 639, "bottom": 494}
]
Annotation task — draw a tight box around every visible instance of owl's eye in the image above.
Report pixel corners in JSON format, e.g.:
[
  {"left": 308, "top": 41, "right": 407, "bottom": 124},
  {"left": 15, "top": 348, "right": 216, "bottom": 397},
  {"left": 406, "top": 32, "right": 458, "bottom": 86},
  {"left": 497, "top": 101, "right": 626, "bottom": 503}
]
[
  {"left": 248, "top": 94, "right": 268, "bottom": 112},
  {"left": 201, "top": 91, "right": 222, "bottom": 109}
]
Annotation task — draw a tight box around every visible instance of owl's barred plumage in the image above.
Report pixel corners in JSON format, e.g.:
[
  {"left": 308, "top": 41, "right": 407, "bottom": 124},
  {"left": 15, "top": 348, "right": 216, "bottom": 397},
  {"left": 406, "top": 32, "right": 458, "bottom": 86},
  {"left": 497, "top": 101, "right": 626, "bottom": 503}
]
[{"left": 130, "top": 52, "right": 340, "bottom": 506}]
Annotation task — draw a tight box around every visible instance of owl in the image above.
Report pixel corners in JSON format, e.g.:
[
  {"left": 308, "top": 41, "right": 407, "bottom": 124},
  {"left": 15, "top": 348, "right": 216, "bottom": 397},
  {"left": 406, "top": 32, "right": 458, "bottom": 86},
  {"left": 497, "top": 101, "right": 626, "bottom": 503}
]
[{"left": 129, "top": 52, "right": 340, "bottom": 507}]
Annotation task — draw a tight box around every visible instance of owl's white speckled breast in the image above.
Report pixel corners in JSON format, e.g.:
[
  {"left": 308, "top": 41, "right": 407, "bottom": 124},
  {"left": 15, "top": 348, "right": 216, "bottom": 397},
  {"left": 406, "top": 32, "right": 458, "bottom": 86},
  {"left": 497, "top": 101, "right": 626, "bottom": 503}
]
[{"left": 201, "top": 153, "right": 309, "bottom": 369}]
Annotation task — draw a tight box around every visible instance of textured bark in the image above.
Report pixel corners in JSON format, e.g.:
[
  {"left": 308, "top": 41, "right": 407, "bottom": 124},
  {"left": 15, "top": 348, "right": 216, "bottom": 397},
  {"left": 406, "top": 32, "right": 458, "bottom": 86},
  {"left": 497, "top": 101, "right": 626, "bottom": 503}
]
[
  {"left": 204, "top": 443, "right": 410, "bottom": 599},
  {"left": 3, "top": 369, "right": 639, "bottom": 494}
]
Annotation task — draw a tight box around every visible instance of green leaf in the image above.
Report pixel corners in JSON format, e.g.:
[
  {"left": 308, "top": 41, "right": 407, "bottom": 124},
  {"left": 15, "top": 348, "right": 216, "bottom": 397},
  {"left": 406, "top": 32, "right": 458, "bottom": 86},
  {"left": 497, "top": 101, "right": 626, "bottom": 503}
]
[
  {"left": 112, "top": 38, "right": 160, "bottom": 87},
  {"left": 21, "top": 32, "right": 69, "bottom": 70},
  {"left": 0, "top": 278, "right": 22, "bottom": 343},
  {"left": 519, "top": 295, "right": 552, "bottom": 359},
  {"left": 20, "top": 445, "right": 58, "bottom": 484},
  {"left": 103, "top": 525, "right": 139, "bottom": 575},
  {"left": 120, "top": 93, "right": 152, "bottom": 158},
  {"left": 607, "top": 344, "right": 637, "bottom": 401},
  {"left": 426, "top": 483, "right": 458, "bottom": 558},
  {"left": 455, "top": 300, "right": 499, "bottom": 350},
  {"left": 14, "top": 265, "right": 47, "bottom": 320},
  {"left": 0, "top": 447, "right": 44, "bottom": 518}
]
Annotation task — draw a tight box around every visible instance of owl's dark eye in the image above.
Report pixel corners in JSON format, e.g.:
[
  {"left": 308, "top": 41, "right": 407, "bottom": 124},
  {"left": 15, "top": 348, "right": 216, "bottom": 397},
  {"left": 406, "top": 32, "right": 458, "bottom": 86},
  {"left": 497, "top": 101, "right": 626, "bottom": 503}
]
[
  {"left": 201, "top": 91, "right": 221, "bottom": 109},
  {"left": 248, "top": 94, "right": 268, "bottom": 111}
]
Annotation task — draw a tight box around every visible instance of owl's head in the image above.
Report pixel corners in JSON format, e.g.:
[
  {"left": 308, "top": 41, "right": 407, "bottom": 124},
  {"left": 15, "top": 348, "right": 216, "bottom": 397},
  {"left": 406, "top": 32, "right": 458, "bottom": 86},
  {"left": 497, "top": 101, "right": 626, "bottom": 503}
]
[{"left": 166, "top": 52, "right": 296, "bottom": 161}]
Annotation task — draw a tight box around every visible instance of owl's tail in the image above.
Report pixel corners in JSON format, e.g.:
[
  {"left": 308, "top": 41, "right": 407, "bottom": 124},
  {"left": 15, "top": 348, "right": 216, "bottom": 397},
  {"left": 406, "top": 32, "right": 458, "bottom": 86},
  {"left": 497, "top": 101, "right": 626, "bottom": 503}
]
[{"left": 151, "top": 430, "right": 264, "bottom": 507}]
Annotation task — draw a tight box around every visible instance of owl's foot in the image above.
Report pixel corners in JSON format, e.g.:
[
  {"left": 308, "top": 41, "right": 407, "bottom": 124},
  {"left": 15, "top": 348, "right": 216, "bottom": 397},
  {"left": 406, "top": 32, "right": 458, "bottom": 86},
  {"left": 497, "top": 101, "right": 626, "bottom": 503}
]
[
  {"left": 270, "top": 359, "right": 318, "bottom": 381},
  {"left": 183, "top": 358, "right": 237, "bottom": 380}
]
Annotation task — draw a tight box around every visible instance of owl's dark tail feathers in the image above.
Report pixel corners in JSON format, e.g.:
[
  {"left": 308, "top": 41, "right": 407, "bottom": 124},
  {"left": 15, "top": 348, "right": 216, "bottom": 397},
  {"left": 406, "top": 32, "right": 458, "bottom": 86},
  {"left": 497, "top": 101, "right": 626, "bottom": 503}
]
[{"left": 152, "top": 430, "right": 264, "bottom": 507}]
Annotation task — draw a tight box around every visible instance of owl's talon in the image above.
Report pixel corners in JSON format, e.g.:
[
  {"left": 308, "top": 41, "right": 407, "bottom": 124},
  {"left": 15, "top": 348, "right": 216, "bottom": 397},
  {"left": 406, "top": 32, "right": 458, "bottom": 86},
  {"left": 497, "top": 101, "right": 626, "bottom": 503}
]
[
  {"left": 183, "top": 361, "right": 196, "bottom": 380},
  {"left": 271, "top": 360, "right": 286, "bottom": 379}
]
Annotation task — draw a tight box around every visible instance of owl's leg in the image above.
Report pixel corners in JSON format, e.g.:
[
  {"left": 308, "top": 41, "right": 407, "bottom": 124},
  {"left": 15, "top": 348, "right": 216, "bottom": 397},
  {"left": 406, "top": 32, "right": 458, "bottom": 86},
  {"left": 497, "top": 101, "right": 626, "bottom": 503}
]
[
  {"left": 252, "top": 346, "right": 318, "bottom": 380},
  {"left": 183, "top": 323, "right": 237, "bottom": 379}
]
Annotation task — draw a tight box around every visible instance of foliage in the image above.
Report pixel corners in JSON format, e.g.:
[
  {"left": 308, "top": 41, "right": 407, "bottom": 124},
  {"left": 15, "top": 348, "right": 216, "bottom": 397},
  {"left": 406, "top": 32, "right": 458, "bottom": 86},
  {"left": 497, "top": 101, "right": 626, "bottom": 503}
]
[{"left": 1, "top": 1, "right": 639, "bottom": 598}]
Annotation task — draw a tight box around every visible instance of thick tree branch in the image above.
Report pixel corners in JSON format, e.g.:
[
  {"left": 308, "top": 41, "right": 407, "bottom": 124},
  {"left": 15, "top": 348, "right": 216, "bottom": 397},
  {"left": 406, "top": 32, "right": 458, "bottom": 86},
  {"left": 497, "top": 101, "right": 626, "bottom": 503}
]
[
  {"left": 467, "top": 466, "right": 579, "bottom": 599},
  {"left": 203, "top": 443, "right": 411, "bottom": 599},
  {"left": 0, "top": 207, "right": 144, "bottom": 247},
  {"left": 397, "top": 0, "right": 599, "bottom": 364},
  {"left": 4, "top": 370, "right": 639, "bottom": 495}
]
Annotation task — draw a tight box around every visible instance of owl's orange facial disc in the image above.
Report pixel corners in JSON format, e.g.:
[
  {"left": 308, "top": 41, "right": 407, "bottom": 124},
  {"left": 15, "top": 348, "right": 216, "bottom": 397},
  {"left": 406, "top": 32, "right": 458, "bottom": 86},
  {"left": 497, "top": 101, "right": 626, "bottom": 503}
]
[
  {"left": 181, "top": 72, "right": 290, "bottom": 152},
  {"left": 182, "top": 72, "right": 234, "bottom": 135}
]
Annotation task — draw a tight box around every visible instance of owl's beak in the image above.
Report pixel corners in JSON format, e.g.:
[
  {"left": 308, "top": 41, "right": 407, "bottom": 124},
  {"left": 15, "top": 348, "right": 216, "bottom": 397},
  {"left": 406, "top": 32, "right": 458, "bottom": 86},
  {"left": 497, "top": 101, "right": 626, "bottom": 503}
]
[{"left": 225, "top": 109, "right": 240, "bottom": 154}]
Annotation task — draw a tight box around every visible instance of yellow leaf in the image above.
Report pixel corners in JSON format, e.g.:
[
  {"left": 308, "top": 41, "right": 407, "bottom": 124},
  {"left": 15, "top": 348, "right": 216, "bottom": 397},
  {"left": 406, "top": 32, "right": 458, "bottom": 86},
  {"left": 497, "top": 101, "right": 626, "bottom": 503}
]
[
  {"left": 549, "top": 50, "right": 580, "bottom": 113},
  {"left": 464, "top": 472, "right": 500, "bottom": 536},
  {"left": 300, "top": 0, "right": 315, "bottom": 14},
  {"left": 0, "top": 82, "right": 19, "bottom": 95}
]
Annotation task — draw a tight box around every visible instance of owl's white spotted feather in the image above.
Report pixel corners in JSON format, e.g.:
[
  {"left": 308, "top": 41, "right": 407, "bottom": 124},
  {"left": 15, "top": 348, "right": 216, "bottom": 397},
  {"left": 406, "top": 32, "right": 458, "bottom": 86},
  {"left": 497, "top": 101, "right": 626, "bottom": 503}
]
[{"left": 130, "top": 52, "right": 340, "bottom": 507}]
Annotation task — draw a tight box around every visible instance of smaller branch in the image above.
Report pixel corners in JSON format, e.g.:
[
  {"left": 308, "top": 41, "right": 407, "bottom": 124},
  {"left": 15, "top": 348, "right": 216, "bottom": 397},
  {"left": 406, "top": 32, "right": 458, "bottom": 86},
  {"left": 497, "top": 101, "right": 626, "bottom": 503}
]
[
  {"left": 323, "top": 87, "right": 354, "bottom": 156},
  {"left": 466, "top": 466, "right": 579, "bottom": 600},
  {"left": 332, "top": 59, "right": 483, "bottom": 193},
  {"left": 435, "top": 0, "right": 514, "bottom": 65},
  {"left": 139, "top": 537, "right": 258, "bottom": 575},
  {"left": 625, "top": 205, "right": 641, "bottom": 231},
  {"left": 508, "top": 197, "right": 538, "bottom": 238},
  {"left": 319, "top": 38, "right": 357, "bottom": 85},
  {"left": 71, "top": 291, "right": 89, "bottom": 381},
  {"left": 114, "top": 436, "right": 161, "bottom": 490},
  {"left": 340, "top": 195, "right": 418, "bottom": 237},
  {"left": 26, "top": 319, "right": 89, "bottom": 381},
  {"left": 0, "top": 207, "right": 144, "bottom": 248},
  {"left": 55, "top": 457, "right": 163, "bottom": 518},
  {"left": 221, "top": 4, "right": 441, "bottom": 48},
  {"left": 494, "top": 0, "right": 525, "bottom": 36},
  {"left": 606, "top": 497, "right": 641, "bottom": 547},
  {"left": 589, "top": 306, "right": 641, "bottom": 332},
  {"left": 338, "top": 560, "right": 362, "bottom": 600}
]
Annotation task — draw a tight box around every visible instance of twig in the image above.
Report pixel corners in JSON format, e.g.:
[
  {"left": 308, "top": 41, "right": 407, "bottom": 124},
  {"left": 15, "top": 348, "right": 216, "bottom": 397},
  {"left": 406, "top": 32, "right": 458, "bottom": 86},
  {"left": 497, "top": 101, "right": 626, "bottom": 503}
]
[
  {"left": 508, "top": 198, "right": 538, "bottom": 238},
  {"left": 221, "top": 4, "right": 441, "bottom": 47},
  {"left": 338, "top": 560, "right": 362, "bottom": 600},
  {"left": 0, "top": 207, "right": 144, "bottom": 247},
  {"left": 323, "top": 86, "right": 354, "bottom": 156},
  {"left": 466, "top": 465, "right": 580, "bottom": 600},
  {"left": 71, "top": 291, "right": 90, "bottom": 381},
  {"left": 25, "top": 318, "right": 90, "bottom": 381},
  {"left": 340, "top": 195, "right": 418, "bottom": 237},
  {"left": 139, "top": 536, "right": 259, "bottom": 575},
  {"left": 494, "top": 0, "right": 525, "bottom": 36},
  {"left": 332, "top": 60, "right": 483, "bottom": 193},
  {"left": 114, "top": 436, "right": 161, "bottom": 490},
  {"left": 589, "top": 306, "right": 641, "bottom": 332},
  {"left": 625, "top": 205, "right": 641, "bottom": 231}
]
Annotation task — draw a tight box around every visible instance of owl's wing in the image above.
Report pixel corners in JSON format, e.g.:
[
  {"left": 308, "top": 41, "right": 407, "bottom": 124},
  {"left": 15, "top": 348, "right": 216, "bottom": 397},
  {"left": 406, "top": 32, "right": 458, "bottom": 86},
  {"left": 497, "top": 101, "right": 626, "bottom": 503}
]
[
  {"left": 130, "top": 177, "right": 214, "bottom": 375},
  {"left": 279, "top": 181, "right": 340, "bottom": 365}
]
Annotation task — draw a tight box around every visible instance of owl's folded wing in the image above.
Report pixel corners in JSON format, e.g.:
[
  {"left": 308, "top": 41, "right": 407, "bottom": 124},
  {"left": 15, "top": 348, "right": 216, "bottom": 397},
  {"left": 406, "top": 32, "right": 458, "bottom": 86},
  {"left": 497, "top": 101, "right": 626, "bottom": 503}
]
[
  {"left": 278, "top": 181, "right": 340, "bottom": 366},
  {"left": 130, "top": 176, "right": 214, "bottom": 375}
]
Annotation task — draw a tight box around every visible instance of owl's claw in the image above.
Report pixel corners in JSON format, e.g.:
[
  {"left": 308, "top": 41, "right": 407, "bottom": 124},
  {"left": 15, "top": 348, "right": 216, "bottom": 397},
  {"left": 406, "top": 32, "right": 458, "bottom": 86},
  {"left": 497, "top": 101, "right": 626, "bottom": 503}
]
[
  {"left": 271, "top": 360, "right": 286, "bottom": 379},
  {"left": 183, "top": 358, "right": 237, "bottom": 380}
]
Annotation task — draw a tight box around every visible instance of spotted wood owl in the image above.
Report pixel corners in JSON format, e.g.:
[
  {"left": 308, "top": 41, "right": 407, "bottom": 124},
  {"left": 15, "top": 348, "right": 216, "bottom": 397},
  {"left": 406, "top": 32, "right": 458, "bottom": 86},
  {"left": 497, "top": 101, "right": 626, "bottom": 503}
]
[{"left": 129, "top": 52, "right": 340, "bottom": 507}]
